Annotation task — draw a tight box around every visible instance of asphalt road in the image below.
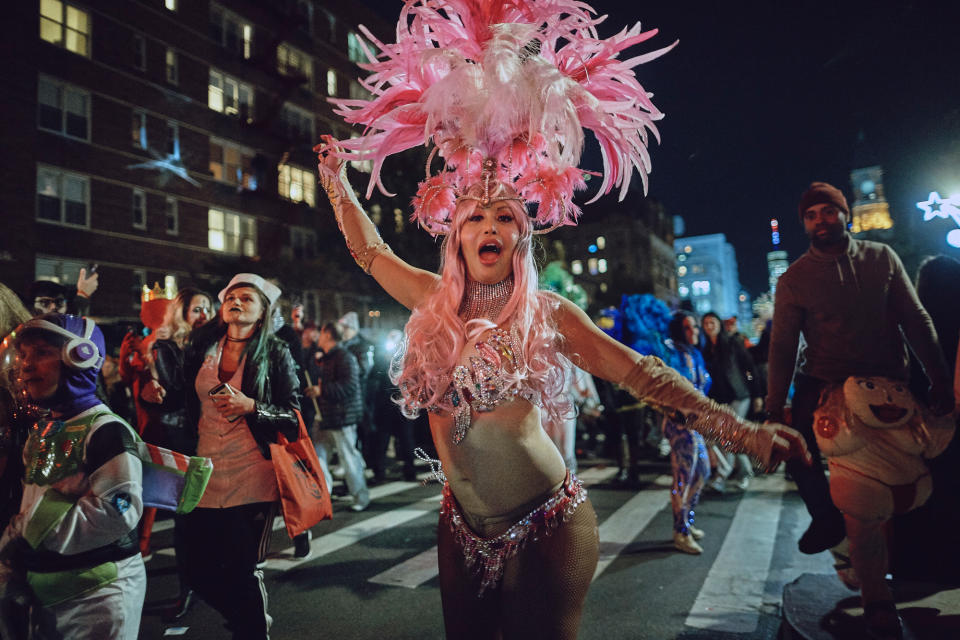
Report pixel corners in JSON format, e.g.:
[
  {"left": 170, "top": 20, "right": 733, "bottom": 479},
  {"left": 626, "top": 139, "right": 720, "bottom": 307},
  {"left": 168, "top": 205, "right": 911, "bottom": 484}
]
[{"left": 137, "top": 461, "right": 835, "bottom": 639}]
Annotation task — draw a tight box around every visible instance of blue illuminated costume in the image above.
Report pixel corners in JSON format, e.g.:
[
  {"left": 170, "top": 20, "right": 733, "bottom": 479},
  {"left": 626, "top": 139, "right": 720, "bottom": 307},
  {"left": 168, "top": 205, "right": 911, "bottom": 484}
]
[{"left": 663, "top": 339, "right": 711, "bottom": 536}]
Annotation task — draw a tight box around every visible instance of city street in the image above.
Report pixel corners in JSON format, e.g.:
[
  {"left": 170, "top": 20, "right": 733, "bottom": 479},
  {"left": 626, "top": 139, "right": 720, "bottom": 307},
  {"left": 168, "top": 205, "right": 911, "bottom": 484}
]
[{"left": 138, "top": 461, "right": 835, "bottom": 639}]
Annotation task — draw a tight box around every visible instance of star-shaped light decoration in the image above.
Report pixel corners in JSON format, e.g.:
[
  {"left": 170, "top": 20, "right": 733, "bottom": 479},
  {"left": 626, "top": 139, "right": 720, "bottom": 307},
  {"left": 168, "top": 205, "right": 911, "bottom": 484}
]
[
  {"left": 917, "top": 191, "right": 960, "bottom": 248},
  {"left": 127, "top": 148, "right": 200, "bottom": 187}
]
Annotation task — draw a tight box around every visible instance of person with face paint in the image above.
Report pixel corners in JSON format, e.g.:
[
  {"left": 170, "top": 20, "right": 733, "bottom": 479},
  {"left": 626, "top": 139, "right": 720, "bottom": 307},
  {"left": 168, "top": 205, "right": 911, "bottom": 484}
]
[
  {"left": 0, "top": 314, "right": 145, "bottom": 640},
  {"left": 766, "top": 181, "right": 955, "bottom": 565},
  {"left": 178, "top": 273, "right": 299, "bottom": 639},
  {"left": 314, "top": 2, "right": 811, "bottom": 636}
]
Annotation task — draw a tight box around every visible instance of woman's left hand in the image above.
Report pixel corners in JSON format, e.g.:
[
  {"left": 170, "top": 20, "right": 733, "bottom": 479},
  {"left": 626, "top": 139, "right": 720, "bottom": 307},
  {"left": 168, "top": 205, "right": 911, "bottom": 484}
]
[{"left": 212, "top": 390, "right": 256, "bottom": 420}]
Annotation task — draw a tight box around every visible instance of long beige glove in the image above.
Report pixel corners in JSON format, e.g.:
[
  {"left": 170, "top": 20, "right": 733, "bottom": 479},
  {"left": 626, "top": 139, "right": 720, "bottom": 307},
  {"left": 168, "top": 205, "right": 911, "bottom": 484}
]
[{"left": 621, "top": 354, "right": 811, "bottom": 471}]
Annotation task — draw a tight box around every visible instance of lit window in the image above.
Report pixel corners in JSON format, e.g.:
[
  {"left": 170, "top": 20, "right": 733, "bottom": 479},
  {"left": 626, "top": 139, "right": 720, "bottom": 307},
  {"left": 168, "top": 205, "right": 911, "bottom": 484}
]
[
  {"left": 692, "top": 280, "right": 711, "bottom": 296},
  {"left": 208, "top": 208, "right": 257, "bottom": 256},
  {"left": 165, "top": 0, "right": 177, "bottom": 10},
  {"left": 598, "top": 258, "right": 607, "bottom": 274},
  {"left": 596, "top": 236, "right": 606, "bottom": 250},
  {"left": 209, "top": 139, "right": 255, "bottom": 189},
  {"left": 133, "top": 34, "right": 146, "bottom": 70},
  {"left": 165, "top": 49, "right": 178, "bottom": 84},
  {"left": 326, "top": 69, "right": 337, "bottom": 97},
  {"left": 166, "top": 121, "right": 179, "bottom": 157},
  {"left": 588, "top": 258, "right": 599, "bottom": 275},
  {"left": 38, "top": 76, "right": 89, "bottom": 140},
  {"left": 677, "top": 265, "right": 687, "bottom": 276},
  {"left": 131, "top": 109, "right": 147, "bottom": 148},
  {"left": 678, "top": 285, "right": 690, "bottom": 297},
  {"left": 278, "top": 164, "right": 316, "bottom": 207},
  {"left": 35, "top": 255, "right": 87, "bottom": 287},
  {"left": 39, "top": 0, "right": 90, "bottom": 57},
  {"left": 132, "top": 189, "right": 146, "bottom": 229},
  {"left": 280, "top": 103, "right": 315, "bottom": 143},
  {"left": 36, "top": 165, "right": 89, "bottom": 227},
  {"left": 347, "top": 31, "right": 367, "bottom": 63},
  {"left": 571, "top": 260, "right": 583, "bottom": 275},
  {"left": 208, "top": 70, "right": 254, "bottom": 122},
  {"left": 683, "top": 245, "right": 692, "bottom": 254},
  {"left": 210, "top": 4, "right": 253, "bottom": 59},
  {"left": 277, "top": 43, "right": 314, "bottom": 90},
  {"left": 164, "top": 197, "right": 178, "bottom": 235}
]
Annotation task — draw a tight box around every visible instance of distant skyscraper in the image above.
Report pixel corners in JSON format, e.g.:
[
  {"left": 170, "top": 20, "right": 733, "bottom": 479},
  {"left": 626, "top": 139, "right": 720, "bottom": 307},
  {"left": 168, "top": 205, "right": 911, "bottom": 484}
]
[
  {"left": 767, "top": 250, "right": 789, "bottom": 295},
  {"left": 674, "top": 233, "right": 741, "bottom": 318},
  {"left": 850, "top": 165, "right": 893, "bottom": 233}
]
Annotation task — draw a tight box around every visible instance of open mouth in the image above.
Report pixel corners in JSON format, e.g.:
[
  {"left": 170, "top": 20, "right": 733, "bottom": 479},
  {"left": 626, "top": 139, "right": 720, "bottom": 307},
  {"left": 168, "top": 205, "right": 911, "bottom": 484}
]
[
  {"left": 478, "top": 242, "right": 502, "bottom": 265},
  {"left": 869, "top": 403, "right": 908, "bottom": 423},
  {"left": 229, "top": 306, "right": 243, "bottom": 313}
]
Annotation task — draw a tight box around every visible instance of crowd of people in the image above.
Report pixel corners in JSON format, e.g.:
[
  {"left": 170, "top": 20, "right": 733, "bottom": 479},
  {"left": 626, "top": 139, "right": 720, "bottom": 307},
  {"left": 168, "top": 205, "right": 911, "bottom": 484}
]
[{"left": 2, "top": 0, "right": 959, "bottom": 637}]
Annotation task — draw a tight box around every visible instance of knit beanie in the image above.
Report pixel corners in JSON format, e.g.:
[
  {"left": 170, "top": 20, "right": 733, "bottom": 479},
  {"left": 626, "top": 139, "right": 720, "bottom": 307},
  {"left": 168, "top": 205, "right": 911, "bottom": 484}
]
[{"left": 798, "top": 182, "right": 849, "bottom": 222}]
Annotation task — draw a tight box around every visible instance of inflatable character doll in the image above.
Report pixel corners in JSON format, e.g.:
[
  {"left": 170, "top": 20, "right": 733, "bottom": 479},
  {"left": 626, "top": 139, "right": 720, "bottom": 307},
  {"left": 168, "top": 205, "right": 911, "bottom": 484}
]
[{"left": 813, "top": 376, "right": 955, "bottom": 638}]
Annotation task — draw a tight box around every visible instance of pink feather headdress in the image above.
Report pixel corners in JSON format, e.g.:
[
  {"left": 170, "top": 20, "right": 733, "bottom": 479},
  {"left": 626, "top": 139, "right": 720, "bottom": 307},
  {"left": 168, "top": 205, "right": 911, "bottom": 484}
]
[{"left": 320, "top": 0, "right": 674, "bottom": 235}]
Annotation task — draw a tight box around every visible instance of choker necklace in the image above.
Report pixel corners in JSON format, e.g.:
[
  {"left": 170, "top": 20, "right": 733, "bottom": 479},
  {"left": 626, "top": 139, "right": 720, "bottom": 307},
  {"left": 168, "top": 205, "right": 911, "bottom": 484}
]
[
  {"left": 459, "top": 276, "right": 514, "bottom": 321},
  {"left": 225, "top": 335, "right": 253, "bottom": 342}
]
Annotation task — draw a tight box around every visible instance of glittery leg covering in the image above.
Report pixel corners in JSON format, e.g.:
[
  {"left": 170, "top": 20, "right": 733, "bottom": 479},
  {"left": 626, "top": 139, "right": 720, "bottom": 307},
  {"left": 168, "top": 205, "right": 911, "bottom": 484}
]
[
  {"left": 665, "top": 417, "right": 710, "bottom": 534},
  {"left": 621, "top": 355, "right": 778, "bottom": 470},
  {"left": 440, "top": 471, "right": 588, "bottom": 597}
]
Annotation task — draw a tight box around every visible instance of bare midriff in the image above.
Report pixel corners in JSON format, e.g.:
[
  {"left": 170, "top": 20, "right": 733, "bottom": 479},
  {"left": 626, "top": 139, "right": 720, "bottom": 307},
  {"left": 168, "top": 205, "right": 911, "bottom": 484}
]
[{"left": 428, "top": 398, "right": 567, "bottom": 518}]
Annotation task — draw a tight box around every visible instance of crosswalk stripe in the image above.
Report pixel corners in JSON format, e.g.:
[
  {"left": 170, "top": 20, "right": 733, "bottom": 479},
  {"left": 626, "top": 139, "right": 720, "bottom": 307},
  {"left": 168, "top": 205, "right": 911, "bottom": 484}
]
[
  {"left": 592, "top": 474, "right": 671, "bottom": 580},
  {"left": 684, "top": 474, "right": 786, "bottom": 632},
  {"left": 368, "top": 466, "right": 621, "bottom": 589},
  {"left": 267, "top": 494, "right": 444, "bottom": 571}
]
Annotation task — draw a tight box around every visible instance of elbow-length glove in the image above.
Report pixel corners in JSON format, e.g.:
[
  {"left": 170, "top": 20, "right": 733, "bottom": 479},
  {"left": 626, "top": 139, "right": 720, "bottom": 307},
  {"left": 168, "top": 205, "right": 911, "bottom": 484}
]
[{"left": 622, "top": 355, "right": 811, "bottom": 471}]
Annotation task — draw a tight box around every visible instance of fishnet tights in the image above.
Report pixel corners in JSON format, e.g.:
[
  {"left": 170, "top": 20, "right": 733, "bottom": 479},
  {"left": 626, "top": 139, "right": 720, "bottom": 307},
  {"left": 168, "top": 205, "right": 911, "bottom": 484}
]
[{"left": 437, "top": 496, "right": 599, "bottom": 639}]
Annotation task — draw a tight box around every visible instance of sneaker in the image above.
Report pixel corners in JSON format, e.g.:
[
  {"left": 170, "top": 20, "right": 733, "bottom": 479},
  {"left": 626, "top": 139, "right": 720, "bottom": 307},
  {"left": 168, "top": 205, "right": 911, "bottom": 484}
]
[
  {"left": 350, "top": 497, "right": 370, "bottom": 512},
  {"left": 798, "top": 515, "right": 846, "bottom": 555},
  {"left": 293, "top": 531, "right": 312, "bottom": 559},
  {"left": 688, "top": 525, "right": 705, "bottom": 540},
  {"left": 672, "top": 532, "right": 703, "bottom": 555}
]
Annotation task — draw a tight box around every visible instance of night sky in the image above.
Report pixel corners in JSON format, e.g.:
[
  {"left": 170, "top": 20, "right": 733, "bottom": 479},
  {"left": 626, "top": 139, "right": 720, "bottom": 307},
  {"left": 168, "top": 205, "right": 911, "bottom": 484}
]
[{"left": 353, "top": 0, "right": 960, "bottom": 295}]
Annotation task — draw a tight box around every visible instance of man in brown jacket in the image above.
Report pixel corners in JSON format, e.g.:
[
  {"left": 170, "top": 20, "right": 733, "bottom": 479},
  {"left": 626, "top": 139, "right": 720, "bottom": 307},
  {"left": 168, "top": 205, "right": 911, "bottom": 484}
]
[{"left": 766, "top": 181, "right": 954, "bottom": 554}]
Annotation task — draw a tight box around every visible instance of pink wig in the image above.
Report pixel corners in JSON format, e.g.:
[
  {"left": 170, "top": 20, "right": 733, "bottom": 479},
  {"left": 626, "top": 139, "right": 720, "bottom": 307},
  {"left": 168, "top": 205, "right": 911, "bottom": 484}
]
[{"left": 392, "top": 188, "right": 569, "bottom": 435}]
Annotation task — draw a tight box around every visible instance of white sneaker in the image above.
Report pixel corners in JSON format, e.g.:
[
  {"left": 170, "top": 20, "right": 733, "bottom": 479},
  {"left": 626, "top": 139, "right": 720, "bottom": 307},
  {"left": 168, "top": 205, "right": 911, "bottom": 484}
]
[{"left": 688, "top": 525, "right": 705, "bottom": 540}]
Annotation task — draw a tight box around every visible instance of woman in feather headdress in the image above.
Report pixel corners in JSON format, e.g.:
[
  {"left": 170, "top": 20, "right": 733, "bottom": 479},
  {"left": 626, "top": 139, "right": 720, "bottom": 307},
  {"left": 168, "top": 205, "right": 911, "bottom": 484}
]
[{"left": 317, "top": 1, "right": 809, "bottom": 636}]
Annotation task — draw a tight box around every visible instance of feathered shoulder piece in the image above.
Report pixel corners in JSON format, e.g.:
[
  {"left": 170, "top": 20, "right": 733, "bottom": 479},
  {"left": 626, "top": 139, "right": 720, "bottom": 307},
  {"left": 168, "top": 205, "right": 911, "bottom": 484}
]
[{"left": 322, "top": 0, "right": 674, "bottom": 234}]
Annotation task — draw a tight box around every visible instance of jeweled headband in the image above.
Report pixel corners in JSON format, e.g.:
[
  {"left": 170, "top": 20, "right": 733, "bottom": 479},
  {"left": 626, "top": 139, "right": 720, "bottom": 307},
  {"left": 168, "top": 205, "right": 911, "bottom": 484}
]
[{"left": 316, "top": 0, "right": 674, "bottom": 236}]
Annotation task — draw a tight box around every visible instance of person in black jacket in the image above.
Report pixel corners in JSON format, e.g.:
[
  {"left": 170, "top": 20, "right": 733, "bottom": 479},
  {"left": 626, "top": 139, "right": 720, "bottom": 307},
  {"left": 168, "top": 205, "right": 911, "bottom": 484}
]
[
  {"left": 305, "top": 321, "right": 370, "bottom": 512},
  {"left": 139, "top": 286, "right": 213, "bottom": 620},
  {"left": 178, "top": 274, "right": 299, "bottom": 640},
  {"left": 700, "top": 311, "right": 763, "bottom": 491}
]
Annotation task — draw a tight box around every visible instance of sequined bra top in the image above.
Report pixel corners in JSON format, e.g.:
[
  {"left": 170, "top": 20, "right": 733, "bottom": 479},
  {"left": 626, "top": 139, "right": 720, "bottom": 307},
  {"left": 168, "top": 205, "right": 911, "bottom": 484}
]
[{"left": 430, "top": 326, "right": 540, "bottom": 444}]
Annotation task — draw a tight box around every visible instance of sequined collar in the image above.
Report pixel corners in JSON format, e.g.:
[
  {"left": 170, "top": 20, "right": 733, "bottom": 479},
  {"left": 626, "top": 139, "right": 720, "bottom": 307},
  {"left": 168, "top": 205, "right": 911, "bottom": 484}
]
[{"left": 459, "top": 276, "right": 514, "bottom": 321}]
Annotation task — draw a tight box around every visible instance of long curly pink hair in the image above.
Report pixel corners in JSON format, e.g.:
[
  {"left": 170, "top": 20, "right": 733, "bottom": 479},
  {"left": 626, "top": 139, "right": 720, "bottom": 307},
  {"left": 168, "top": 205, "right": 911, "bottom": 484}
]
[{"left": 392, "top": 184, "right": 569, "bottom": 435}]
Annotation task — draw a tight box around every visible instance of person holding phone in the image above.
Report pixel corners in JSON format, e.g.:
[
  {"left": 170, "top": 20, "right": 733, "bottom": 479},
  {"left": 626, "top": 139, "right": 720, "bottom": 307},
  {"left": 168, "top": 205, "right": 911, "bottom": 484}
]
[{"left": 178, "top": 274, "right": 299, "bottom": 639}]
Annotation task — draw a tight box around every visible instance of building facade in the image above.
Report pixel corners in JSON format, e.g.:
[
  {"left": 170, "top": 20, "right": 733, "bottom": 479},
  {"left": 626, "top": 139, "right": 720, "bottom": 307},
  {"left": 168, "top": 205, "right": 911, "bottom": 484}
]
[
  {"left": 548, "top": 197, "right": 677, "bottom": 312},
  {"left": 674, "top": 233, "right": 742, "bottom": 318},
  {"left": 2, "top": 0, "right": 423, "bottom": 332}
]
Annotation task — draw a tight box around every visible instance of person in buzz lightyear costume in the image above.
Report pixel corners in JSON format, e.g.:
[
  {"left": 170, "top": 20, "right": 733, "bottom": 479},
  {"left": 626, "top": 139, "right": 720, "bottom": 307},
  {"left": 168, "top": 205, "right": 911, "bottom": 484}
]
[
  {"left": 813, "top": 376, "right": 955, "bottom": 639},
  {"left": 0, "top": 314, "right": 144, "bottom": 640}
]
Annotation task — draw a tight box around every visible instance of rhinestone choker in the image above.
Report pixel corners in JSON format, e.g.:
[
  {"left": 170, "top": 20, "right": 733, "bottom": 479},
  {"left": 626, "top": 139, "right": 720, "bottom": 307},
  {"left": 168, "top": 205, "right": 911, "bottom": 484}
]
[{"left": 459, "top": 276, "right": 514, "bottom": 321}]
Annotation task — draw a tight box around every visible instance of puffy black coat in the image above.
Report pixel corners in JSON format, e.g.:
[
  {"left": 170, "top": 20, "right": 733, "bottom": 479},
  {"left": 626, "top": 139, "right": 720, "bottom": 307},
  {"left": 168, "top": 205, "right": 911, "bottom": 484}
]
[{"left": 309, "top": 344, "right": 364, "bottom": 429}]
